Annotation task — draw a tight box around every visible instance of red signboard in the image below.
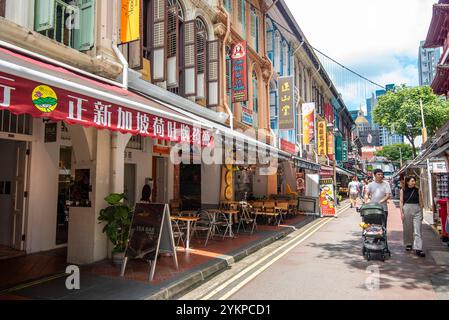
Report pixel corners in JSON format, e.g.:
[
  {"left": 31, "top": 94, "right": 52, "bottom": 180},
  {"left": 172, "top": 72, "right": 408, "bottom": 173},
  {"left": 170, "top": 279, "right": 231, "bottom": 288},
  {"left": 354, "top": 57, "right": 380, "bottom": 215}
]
[
  {"left": 280, "top": 139, "right": 297, "bottom": 155},
  {"left": 231, "top": 42, "right": 248, "bottom": 103},
  {"left": 0, "top": 71, "right": 212, "bottom": 146}
]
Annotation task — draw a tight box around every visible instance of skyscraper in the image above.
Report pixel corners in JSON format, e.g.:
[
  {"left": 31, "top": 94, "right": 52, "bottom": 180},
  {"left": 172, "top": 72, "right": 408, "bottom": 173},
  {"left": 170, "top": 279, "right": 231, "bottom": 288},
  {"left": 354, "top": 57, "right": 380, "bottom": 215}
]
[{"left": 419, "top": 40, "right": 441, "bottom": 86}]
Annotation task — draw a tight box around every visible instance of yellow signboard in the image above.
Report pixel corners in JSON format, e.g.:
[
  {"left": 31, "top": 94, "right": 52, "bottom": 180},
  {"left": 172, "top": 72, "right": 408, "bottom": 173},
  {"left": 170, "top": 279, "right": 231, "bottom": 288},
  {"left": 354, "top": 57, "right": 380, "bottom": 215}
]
[
  {"left": 120, "top": 0, "right": 140, "bottom": 43},
  {"left": 317, "top": 120, "right": 327, "bottom": 156}
]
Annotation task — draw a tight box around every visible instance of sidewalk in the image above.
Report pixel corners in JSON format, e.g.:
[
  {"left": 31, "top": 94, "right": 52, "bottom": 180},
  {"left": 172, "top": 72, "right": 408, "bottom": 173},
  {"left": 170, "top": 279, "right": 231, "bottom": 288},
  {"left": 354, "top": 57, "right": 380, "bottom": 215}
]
[{"left": 0, "top": 210, "right": 325, "bottom": 300}]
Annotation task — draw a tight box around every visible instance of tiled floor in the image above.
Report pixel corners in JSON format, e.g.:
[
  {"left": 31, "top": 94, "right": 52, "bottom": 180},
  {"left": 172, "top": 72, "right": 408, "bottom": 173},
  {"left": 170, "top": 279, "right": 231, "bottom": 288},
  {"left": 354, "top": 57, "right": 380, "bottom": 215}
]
[
  {"left": 0, "top": 245, "right": 26, "bottom": 260},
  {"left": 0, "top": 215, "right": 309, "bottom": 299}
]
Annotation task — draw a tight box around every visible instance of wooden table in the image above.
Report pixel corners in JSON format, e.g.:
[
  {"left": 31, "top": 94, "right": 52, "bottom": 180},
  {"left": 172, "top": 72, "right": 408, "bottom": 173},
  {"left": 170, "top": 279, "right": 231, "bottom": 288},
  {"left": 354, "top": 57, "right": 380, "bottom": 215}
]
[{"left": 170, "top": 216, "right": 199, "bottom": 251}]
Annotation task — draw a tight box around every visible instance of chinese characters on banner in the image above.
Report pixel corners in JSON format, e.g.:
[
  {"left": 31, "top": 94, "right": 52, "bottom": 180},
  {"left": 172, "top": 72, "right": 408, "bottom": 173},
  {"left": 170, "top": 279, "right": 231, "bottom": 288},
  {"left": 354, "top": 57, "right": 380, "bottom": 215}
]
[
  {"left": 120, "top": 0, "right": 140, "bottom": 43},
  {"left": 278, "top": 76, "right": 294, "bottom": 130},
  {"left": 327, "top": 131, "right": 334, "bottom": 159},
  {"left": 320, "top": 178, "right": 336, "bottom": 217},
  {"left": 280, "top": 139, "right": 298, "bottom": 155},
  {"left": 0, "top": 71, "right": 212, "bottom": 147},
  {"left": 231, "top": 42, "right": 248, "bottom": 103},
  {"left": 241, "top": 105, "right": 254, "bottom": 126},
  {"left": 302, "top": 103, "right": 315, "bottom": 145},
  {"left": 317, "top": 120, "right": 327, "bottom": 156}
]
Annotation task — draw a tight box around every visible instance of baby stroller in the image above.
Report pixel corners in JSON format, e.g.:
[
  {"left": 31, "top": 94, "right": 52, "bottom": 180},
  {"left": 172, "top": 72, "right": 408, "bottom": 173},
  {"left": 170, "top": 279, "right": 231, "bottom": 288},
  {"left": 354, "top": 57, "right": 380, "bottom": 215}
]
[{"left": 358, "top": 203, "right": 391, "bottom": 262}]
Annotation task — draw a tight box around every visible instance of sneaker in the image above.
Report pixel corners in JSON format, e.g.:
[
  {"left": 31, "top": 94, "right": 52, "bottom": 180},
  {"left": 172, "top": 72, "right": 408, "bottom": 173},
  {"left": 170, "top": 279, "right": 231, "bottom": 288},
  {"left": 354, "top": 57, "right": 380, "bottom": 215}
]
[
  {"left": 415, "top": 250, "right": 426, "bottom": 258},
  {"left": 405, "top": 245, "right": 412, "bottom": 252}
]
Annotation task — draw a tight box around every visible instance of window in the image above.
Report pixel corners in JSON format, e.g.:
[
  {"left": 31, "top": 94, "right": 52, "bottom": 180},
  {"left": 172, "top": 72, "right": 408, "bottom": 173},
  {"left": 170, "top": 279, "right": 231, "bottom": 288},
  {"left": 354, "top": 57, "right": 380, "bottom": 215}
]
[
  {"left": 270, "top": 83, "right": 277, "bottom": 130},
  {"left": 195, "top": 18, "right": 207, "bottom": 103},
  {"left": 223, "top": 0, "right": 232, "bottom": 14},
  {"left": 252, "top": 70, "right": 259, "bottom": 128},
  {"left": 250, "top": 7, "right": 258, "bottom": 53},
  {"left": 34, "top": 0, "right": 95, "bottom": 51},
  {"left": 274, "top": 31, "right": 281, "bottom": 74},
  {"left": 167, "top": 0, "right": 184, "bottom": 92},
  {"left": 238, "top": 0, "right": 245, "bottom": 39},
  {"left": 266, "top": 19, "right": 274, "bottom": 62},
  {"left": 282, "top": 40, "right": 288, "bottom": 76}
]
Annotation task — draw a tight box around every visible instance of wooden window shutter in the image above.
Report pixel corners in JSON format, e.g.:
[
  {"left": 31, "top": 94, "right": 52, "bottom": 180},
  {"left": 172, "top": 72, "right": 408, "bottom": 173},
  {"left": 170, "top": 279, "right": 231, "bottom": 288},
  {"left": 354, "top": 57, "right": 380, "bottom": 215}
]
[
  {"left": 0, "top": 0, "right": 6, "bottom": 17},
  {"left": 183, "top": 20, "right": 196, "bottom": 97},
  {"left": 166, "top": 5, "right": 179, "bottom": 86},
  {"left": 127, "top": 0, "right": 144, "bottom": 69},
  {"left": 207, "top": 40, "right": 219, "bottom": 107},
  {"left": 75, "top": 0, "right": 95, "bottom": 51},
  {"left": 34, "top": 0, "right": 55, "bottom": 32},
  {"left": 152, "top": 0, "right": 167, "bottom": 82}
]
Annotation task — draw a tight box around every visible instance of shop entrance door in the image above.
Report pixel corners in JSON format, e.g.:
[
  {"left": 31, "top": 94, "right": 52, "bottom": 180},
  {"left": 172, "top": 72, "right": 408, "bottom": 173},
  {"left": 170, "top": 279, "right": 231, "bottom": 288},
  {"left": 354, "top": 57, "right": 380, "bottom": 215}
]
[
  {"left": 124, "top": 163, "right": 136, "bottom": 206},
  {"left": 0, "top": 139, "right": 28, "bottom": 252},
  {"left": 155, "top": 157, "right": 168, "bottom": 203},
  {"left": 180, "top": 164, "right": 201, "bottom": 210}
]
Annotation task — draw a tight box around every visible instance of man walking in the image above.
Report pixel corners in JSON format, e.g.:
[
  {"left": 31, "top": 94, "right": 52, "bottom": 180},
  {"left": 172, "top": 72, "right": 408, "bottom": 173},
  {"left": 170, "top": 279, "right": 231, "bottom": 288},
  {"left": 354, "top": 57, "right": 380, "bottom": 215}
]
[
  {"left": 365, "top": 169, "right": 392, "bottom": 228},
  {"left": 348, "top": 176, "right": 360, "bottom": 209}
]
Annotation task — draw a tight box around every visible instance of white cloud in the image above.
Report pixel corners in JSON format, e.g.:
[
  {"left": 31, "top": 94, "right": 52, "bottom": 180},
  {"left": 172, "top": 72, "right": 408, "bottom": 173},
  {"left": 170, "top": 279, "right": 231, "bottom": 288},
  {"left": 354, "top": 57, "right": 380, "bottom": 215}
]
[{"left": 284, "top": 0, "right": 435, "bottom": 88}]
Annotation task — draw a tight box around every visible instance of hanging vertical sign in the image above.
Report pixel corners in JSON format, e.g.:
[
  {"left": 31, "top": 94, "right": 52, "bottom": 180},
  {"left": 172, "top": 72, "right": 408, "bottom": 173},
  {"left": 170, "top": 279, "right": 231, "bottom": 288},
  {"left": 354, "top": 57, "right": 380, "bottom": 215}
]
[
  {"left": 302, "top": 103, "right": 315, "bottom": 145},
  {"left": 317, "top": 120, "right": 327, "bottom": 156},
  {"left": 120, "top": 0, "right": 141, "bottom": 43},
  {"left": 342, "top": 140, "right": 348, "bottom": 162},
  {"left": 278, "top": 76, "right": 295, "bottom": 130},
  {"left": 231, "top": 42, "right": 248, "bottom": 103},
  {"left": 327, "top": 131, "right": 334, "bottom": 159}
]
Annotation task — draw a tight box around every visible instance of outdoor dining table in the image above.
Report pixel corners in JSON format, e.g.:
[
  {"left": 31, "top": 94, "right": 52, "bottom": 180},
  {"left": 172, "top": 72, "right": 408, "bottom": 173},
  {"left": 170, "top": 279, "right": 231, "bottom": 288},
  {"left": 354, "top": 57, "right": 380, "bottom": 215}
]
[
  {"left": 170, "top": 216, "right": 199, "bottom": 251},
  {"left": 220, "top": 209, "right": 240, "bottom": 238}
]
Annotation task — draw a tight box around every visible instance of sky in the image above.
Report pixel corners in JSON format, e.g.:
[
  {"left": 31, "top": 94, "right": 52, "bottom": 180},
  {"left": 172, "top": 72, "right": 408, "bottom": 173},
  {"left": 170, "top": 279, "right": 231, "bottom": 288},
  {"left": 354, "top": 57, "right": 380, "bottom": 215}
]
[{"left": 284, "top": 0, "right": 436, "bottom": 111}]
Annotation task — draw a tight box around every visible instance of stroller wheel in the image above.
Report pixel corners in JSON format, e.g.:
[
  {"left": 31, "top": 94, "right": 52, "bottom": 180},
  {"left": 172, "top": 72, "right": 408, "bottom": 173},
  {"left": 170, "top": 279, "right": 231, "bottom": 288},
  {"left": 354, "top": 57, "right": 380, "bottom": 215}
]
[
  {"left": 366, "top": 253, "right": 371, "bottom": 261},
  {"left": 381, "top": 254, "right": 386, "bottom": 262}
]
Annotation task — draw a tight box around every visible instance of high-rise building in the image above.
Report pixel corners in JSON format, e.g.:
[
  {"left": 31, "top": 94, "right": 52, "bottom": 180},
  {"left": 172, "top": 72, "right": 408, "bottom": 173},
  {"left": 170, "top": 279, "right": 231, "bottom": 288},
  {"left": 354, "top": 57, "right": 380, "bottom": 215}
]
[{"left": 419, "top": 40, "right": 441, "bottom": 86}]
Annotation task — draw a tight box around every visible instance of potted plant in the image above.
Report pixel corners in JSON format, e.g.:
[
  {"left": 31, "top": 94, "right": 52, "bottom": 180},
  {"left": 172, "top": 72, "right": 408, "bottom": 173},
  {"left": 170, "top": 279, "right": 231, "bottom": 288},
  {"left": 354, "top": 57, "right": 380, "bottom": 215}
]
[{"left": 98, "top": 193, "right": 133, "bottom": 265}]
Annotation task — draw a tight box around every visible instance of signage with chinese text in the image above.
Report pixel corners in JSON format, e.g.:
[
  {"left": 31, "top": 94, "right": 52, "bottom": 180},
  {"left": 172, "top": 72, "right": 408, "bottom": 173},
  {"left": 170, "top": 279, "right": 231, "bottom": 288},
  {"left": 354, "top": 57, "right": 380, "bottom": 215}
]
[
  {"left": 231, "top": 42, "right": 248, "bottom": 103},
  {"left": 241, "top": 106, "right": 253, "bottom": 126},
  {"left": 320, "top": 178, "right": 336, "bottom": 217},
  {"left": 327, "top": 131, "right": 334, "bottom": 159},
  {"left": 278, "top": 76, "right": 294, "bottom": 130},
  {"left": 317, "top": 120, "right": 327, "bottom": 156},
  {"left": 342, "top": 141, "right": 348, "bottom": 162},
  {"left": 280, "top": 139, "right": 298, "bottom": 155},
  {"left": 0, "top": 71, "right": 212, "bottom": 147},
  {"left": 302, "top": 103, "right": 315, "bottom": 145}
]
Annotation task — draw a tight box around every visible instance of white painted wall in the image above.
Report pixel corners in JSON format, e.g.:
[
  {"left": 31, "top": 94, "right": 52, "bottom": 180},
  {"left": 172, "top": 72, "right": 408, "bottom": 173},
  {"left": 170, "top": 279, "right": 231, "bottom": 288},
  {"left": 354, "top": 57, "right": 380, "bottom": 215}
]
[{"left": 26, "top": 119, "right": 60, "bottom": 254}]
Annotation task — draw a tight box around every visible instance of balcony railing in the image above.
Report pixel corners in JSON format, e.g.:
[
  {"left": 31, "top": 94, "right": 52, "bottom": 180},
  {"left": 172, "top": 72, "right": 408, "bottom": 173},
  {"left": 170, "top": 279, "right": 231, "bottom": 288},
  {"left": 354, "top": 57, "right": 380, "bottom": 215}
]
[{"left": 35, "top": 0, "right": 78, "bottom": 49}]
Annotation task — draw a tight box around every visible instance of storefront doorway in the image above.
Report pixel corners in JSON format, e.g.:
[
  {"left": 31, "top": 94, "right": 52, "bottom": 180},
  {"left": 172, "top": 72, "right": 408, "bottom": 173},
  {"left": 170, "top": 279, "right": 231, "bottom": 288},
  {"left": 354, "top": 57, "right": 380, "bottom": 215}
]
[
  {"left": 180, "top": 164, "right": 201, "bottom": 210},
  {"left": 0, "top": 138, "right": 28, "bottom": 253},
  {"left": 153, "top": 157, "right": 168, "bottom": 203},
  {"left": 124, "top": 163, "right": 136, "bottom": 206}
]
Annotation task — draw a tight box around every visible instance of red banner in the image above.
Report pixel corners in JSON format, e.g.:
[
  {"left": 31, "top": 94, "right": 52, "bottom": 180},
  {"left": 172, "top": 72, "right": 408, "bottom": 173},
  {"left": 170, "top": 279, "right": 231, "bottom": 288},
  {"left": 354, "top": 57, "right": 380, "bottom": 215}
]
[
  {"left": 231, "top": 42, "right": 248, "bottom": 103},
  {"left": 0, "top": 71, "right": 212, "bottom": 146},
  {"left": 280, "top": 139, "right": 297, "bottom": 155}
]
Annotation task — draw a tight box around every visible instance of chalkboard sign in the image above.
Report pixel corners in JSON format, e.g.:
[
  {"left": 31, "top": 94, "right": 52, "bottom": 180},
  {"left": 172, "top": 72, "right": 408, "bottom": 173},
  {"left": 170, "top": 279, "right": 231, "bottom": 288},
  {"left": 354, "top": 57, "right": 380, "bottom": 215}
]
[{"left": 121, "top": 203, "right": 178, "bottom": 281}]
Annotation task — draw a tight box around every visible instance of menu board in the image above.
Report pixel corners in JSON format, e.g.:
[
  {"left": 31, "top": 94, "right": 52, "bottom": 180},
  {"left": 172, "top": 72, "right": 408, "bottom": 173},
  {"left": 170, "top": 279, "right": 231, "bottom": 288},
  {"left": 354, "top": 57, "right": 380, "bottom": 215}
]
[
  {"left": 121, "top": 203, "right": 178, "bottom": 281},
  {"left": 320, "top": 178, "right": 336, "bottom": 217}
]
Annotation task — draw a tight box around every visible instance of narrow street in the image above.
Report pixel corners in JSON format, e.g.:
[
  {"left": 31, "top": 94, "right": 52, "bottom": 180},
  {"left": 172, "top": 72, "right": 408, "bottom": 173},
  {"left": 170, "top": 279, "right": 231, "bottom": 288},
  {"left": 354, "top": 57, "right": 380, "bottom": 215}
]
[{"left": 180, "top": 201, "right": 449, "bottom": 300}]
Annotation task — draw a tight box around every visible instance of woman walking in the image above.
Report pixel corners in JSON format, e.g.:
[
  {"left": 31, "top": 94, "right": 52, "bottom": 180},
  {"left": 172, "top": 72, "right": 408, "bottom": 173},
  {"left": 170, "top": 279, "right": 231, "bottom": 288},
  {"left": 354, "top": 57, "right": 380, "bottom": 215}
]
[{"left": 400, "top": 176, "right": 426, "bottom": 258}]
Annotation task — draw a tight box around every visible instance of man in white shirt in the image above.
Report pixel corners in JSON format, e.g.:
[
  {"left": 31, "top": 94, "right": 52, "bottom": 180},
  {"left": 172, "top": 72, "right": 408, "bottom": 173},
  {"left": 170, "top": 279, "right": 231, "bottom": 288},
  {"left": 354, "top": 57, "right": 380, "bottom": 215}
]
[
  {"left": 365, "top": 169, "right": 392, "bottom": 228},
  {"left": 348, "top": 176, "right": 360, "bottom": 209}
]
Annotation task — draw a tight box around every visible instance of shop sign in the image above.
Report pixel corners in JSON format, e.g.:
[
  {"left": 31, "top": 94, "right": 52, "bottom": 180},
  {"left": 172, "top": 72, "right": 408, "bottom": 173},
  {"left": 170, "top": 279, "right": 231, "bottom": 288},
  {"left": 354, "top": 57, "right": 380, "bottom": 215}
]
[
  {"left": 317, "top": 120, "right": 327, "bottom": 156},
  {"left": 320, "top": 178, "right": 336, "bottom": 217},
  {"left": 0, "top": 71, "right": 212, "bottom": 147},
  {"left": 231, "top": 42, "right": 248, "bottom": 103},
  {"left": 335, "top": 135, "right": 343, "bottom": 162},
  {"left": 327, "top": 131, "right": 334, "bottom": 158},
  {"left": 293, "top": 157, "right": 320, "bottom": 171},
  {"left": 302, "top": 103, "right": 315, "bottom": 145},
  {"left": 280, "top": 139, "right": 298, "bottom": 155},
  {"left": 278, "top": 76, "right": 294, "bottom": 130},
  {"left": 153, "top": 145, "right": 170, "bottom": 155},
  {"left": 44, "top": 122, "right": 57, "bottom": 143},
  {"left": 241, "top": 106, "right": 253, "bottom": 126}
]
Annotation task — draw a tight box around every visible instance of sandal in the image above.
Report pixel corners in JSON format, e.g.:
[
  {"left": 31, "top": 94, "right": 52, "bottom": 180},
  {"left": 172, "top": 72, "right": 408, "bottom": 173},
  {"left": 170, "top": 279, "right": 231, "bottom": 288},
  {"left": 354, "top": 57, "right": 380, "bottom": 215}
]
[
  {"left": 415, "top": 250, "right": 426, "bottom": 258},
  {"left": 405, "top": 245, "right": 412, "bottom": 252}
]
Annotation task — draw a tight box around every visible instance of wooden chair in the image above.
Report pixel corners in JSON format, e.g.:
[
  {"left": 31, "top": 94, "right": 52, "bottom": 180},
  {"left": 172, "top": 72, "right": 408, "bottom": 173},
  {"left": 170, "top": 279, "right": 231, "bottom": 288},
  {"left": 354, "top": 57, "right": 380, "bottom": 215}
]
[
  {"left": 169, "top": 199, "right": 181, "bottom": 215},
  {"left": 288, "top": 199, "right": 299, "bottom": 217},
  {"left": 261, "top": 201, "right": 280, "bottom": 226}
]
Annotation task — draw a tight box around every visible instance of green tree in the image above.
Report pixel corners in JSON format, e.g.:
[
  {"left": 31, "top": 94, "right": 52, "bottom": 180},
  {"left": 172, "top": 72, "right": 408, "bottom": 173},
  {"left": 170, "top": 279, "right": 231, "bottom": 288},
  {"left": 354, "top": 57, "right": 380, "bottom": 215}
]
[
  {"left": 375, "top": 143, "right": 413, "bottom": 166},
  {"left": 374, "top": 85, "right": 449, "bottom": 158}
]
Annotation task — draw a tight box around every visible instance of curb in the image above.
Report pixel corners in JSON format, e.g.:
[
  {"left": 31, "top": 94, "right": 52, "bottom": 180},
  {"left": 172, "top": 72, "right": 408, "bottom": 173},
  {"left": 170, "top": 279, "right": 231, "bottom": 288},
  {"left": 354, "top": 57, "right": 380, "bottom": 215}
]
[{"left": 146, "top": 204, "right": 349, "bottom": 300}]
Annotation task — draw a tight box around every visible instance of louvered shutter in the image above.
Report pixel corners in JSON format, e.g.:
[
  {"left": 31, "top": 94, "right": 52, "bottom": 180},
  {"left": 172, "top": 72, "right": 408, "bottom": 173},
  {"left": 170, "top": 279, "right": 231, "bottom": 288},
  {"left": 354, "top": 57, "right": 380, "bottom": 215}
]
[
  {"left": 166, "top": 5, "right": 179, "bottom": 86},
  {"left": 183, "top": 20, "right": 196, "bottom": 97},
  {"left": 0, "top": 0, "right": 6, "bottom": 17},
  {"left": 75, "top": 0, "right": 95, "bottom": 51},
  {"left": 127, "top": 0, "right": 143, "bottom": 69},
  {"left": 207, "top": 40, "right": 219, "bottom": 107},
  {"left": 34, "top": 0, "right": 55, "bottom": 32},
  {"left": 152, "top": 0, "right": 167, "bottom": 82}
]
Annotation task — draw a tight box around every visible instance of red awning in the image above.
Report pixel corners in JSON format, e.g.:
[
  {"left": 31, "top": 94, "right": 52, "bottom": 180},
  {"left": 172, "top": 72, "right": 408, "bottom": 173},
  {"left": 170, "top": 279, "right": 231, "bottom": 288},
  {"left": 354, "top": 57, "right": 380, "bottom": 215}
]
[
  {"left": 424, "top": 4, "right": 449, "bottom": 48},
  {"left": 0, "top": 47, "right": 212, "bottom": 146}
]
